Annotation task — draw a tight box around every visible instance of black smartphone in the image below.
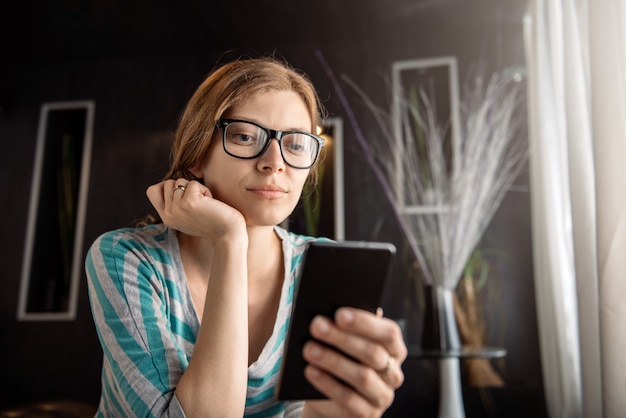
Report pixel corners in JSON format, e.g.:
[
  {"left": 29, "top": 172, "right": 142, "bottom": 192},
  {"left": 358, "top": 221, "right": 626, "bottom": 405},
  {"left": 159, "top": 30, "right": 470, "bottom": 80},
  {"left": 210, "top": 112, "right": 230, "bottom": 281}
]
[{"left": 275, "top": 239, "right": 396, "bottom": 400}]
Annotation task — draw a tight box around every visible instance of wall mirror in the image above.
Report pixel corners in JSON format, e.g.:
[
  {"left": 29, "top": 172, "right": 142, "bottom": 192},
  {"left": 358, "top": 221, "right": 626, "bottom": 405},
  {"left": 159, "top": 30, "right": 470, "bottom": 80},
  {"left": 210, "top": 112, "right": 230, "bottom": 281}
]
[
  {"left": 391, "top": 56, "right": 461, "bottom": 215},
  {"left": 17, "top": 101, "right": 95, "bottom": 321}
]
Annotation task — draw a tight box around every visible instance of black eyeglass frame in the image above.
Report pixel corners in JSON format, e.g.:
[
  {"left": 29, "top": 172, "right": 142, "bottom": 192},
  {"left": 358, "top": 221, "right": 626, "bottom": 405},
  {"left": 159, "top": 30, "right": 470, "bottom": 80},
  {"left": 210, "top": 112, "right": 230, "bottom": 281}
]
[{"left": 216, "top": 118, "right": 325, "bottom": 169}]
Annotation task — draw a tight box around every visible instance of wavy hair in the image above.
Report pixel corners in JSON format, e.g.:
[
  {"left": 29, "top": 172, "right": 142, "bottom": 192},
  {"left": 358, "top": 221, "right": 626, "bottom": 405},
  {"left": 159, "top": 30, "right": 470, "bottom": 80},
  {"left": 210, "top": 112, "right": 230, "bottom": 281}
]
[{"left": 165, "top": 56, "right": 326, "bottom": 184}]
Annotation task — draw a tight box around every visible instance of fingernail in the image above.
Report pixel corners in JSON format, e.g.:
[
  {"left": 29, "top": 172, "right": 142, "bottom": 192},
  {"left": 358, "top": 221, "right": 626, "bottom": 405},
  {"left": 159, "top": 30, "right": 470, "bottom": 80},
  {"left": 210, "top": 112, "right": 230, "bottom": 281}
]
[
  {"left": 306, "top": 343, "right": 322, "bottom": 359},
  {"left": 313, "top": 315, "right": 330, "bottom": 334},
  {"left": 338, "top": 308, "right": 354, "bottom": 324},
  {"left": 306, "top": 366, "right": 321, "bottom": 378}
]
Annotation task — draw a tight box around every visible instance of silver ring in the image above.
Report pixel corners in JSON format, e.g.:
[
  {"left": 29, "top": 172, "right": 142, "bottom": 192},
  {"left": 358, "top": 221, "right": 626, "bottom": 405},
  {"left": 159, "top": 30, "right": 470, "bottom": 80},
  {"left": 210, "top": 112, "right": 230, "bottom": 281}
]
[
  {"left": 173, "top": 184, "right": 186, "bottom": 193},
  {"left": 377, "top": 354, "right": 394, "bottom": 377}
]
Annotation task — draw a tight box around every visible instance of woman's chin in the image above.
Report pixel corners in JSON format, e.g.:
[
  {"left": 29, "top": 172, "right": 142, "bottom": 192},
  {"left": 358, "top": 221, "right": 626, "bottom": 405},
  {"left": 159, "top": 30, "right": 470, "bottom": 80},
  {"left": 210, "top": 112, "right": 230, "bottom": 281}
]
[{"left": 243, "top": 213, "right": 291, "bottom": 229}]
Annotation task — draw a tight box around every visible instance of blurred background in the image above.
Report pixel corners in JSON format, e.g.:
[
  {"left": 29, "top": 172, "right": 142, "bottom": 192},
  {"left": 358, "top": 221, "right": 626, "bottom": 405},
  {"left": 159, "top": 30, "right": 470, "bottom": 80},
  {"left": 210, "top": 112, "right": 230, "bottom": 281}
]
[{"left": 0, "top": 1, "right": 542, "bottom": 416}]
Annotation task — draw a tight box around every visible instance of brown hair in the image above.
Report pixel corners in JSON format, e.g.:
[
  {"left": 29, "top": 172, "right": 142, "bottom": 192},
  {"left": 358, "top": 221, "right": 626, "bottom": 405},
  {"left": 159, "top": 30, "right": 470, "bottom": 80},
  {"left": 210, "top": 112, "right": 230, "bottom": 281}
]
[{"left": 164, "top": 56, "right": 326, "bottom": 182}]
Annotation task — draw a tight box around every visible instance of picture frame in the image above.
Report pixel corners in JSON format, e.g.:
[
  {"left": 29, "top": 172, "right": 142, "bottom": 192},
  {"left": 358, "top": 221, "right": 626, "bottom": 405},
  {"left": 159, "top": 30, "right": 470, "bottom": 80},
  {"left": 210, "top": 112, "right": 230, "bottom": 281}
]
[
  {"left": 17, "top": 100, "right": 95, "bottom": 321},
  {"left": 391, "top": 56, "right": 461, "bottom": 215}
]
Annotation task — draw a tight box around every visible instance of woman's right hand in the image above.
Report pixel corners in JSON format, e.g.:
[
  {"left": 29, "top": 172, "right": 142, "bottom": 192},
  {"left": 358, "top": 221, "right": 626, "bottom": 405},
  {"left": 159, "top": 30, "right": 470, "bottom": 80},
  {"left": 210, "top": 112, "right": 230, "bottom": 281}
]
[
  {"left": 146, "top": 179, "right": 247, "bottom": 241},
  {"left": 149, "top": 179, "right": 251, "bottom": 417}
]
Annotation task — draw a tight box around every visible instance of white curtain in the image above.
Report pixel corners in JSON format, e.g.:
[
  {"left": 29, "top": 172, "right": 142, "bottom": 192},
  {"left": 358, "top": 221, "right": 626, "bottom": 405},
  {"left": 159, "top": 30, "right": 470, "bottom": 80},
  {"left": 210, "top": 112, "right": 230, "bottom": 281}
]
[{"left": 524, "top": 0, "right": 626, "bottom": 417}]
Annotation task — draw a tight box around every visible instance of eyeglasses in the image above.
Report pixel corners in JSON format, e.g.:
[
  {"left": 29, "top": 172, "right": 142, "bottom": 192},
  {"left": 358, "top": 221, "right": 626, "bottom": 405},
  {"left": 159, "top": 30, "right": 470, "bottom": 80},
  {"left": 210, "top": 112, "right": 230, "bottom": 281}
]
[{"left": 216, "top": 119, "right": 324, "bottom": 169}]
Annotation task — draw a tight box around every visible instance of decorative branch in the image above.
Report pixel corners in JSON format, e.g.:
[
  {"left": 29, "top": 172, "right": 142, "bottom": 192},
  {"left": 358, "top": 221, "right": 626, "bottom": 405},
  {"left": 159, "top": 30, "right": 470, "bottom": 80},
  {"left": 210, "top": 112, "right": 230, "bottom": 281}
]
[
  {"left": 316, "top": 50, "right": 528, "bottom": 289},
  {"left": 315, "top": 50, "right": 434, "bottom": 285}
]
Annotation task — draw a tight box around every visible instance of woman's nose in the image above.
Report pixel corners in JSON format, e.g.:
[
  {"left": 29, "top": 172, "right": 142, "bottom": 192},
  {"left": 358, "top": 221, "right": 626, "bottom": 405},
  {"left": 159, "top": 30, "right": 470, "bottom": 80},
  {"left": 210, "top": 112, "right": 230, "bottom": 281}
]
[{"left": 257, "top": 139, "right": 286, "bottom": 172}]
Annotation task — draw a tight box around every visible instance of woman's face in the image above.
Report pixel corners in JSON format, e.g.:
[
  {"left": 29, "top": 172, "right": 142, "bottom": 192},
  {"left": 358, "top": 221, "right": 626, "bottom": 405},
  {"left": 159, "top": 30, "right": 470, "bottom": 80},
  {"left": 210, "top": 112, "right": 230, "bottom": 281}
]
[{"left": 191, "top": 89, "right": 313, "bottom": 227}]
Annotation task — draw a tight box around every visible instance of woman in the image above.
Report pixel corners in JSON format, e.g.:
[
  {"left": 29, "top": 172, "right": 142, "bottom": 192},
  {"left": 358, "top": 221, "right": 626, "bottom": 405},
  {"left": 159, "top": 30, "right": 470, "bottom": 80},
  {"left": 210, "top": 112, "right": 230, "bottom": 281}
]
[{"left": 86, "top": 56, "right": 407, "bottom": 417}]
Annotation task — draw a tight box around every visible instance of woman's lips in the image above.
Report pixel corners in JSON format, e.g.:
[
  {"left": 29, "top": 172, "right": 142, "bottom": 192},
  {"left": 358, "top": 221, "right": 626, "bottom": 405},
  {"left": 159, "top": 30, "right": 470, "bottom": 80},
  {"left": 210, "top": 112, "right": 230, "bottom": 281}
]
[{"left": 247, "top": 185, "right": 287, "bottom": 199}]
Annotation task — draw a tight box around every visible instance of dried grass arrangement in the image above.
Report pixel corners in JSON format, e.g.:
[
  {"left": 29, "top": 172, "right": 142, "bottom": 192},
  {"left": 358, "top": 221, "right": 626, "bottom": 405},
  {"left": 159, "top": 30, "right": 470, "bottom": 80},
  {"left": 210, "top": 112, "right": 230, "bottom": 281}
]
[
  {"left": 316, "top": 52, "right": 529, "bottom": 416},
  {"left": 318, "top": 51, "right": 528, "bottom": 293}
]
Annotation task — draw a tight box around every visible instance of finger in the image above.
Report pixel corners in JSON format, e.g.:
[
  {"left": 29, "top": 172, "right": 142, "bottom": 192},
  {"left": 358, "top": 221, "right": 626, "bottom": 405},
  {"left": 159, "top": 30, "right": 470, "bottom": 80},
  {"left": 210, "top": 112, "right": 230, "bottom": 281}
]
[
  {"left": 309, "top": 315, "right": 405, "bottom": 389},
  {"left": 335, "top": 308, "right": 407, "bottom": 361},
  {"left": 160, "top": 178, "right": 177, "bottom": 203},
  {"left": 148, "top": 179, "right": 190, "bottom": 221},
  {"left": 172, "top": 184, "right": 187, "bottom": 194},
  {"left": 375, "top": 353, "right": 401, "bottom": 387},
  {"left": 146, "top": 182, "right": 166, "bottom": 212},
  {"left": 310, "top": 315, "right": 389, "bottom": 372},
  {"left": 170, "top": 179, "right": 190, "bottom": 203},
  {"left": 184, "top": 179, "right": 213, "bottom": 199},
  {"left": 303, "top": 367, "right": 373, "bottom": 417},
  {"left": 303, "top": 342, "right": 395, "bottom": 410}
]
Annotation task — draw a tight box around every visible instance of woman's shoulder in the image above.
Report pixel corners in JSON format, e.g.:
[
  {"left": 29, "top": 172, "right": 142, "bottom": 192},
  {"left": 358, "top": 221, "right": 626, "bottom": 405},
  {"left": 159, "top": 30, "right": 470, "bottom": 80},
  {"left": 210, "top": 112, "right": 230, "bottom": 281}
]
[{"left": 88, "top": 223, "right": 174, "bottom": 257}]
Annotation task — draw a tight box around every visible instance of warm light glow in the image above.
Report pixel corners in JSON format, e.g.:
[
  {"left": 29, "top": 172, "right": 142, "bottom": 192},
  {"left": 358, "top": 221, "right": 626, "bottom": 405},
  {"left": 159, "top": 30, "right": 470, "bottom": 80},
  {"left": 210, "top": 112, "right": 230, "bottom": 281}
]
[{"left": 316, "top": 125, "right": 334, "bottom": 146}]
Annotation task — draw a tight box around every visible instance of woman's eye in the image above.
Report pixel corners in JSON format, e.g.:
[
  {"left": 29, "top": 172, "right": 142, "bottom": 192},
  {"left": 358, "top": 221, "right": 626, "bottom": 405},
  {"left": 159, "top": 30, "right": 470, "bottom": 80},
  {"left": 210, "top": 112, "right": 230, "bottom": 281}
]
[
  {"left": 235, "top": 134, "right": 255, "bottom": 143},
  {"left": 283, "top": 134, "right": 311, "bottom": 155},
  {"left": 285, "top": 142, "right": 304, "bottom": 152},
  {"left": 229, "top": 132, "right": 258, "bottom": 145}
]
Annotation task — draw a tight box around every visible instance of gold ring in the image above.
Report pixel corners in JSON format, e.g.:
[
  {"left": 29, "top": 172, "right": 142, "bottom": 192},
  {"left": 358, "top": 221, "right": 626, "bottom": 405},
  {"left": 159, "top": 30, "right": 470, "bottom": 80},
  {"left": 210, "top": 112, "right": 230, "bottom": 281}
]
[
  {"left": 377, "top": 354, "right": 394, "bottom": 377},
  {"left": 173, "top": 184, "right": 186, "bottom": 192}
]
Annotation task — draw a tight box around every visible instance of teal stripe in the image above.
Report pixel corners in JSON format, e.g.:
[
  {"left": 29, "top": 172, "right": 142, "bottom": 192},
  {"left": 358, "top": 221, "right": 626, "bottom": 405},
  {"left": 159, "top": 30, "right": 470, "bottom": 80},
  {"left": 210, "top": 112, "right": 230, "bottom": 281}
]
[
  {"left": 163, "top": 276, "right": 182, "bottom": 303},
  {"left": 290, "top": 252, "right": 305, "bottom": 273},
  {"left": 170, "top": 314, "right": 196, "bottom": 344},
  {"left": 245, "top": 402, "right": 285, "bottom": 418},
  {"left": 247, "top": 374, "right": 270, "bottom": 389},
  {"left": 101, "top": 370, "right": 126, "bottom": 417},
  {"left": 247, "top": 356, "right": 283, "bottom": 389},
  {"left": 136, "top": 259, "right": 171, "bottom": 388},
  {"left": 272, "top": 320, "right": 289, "bottom": 353},
  {"left": 246, "top": 385, "right": 282, "bottom": 406},
  {"left": 142, "top": 245, "right": 175, "bottom": 267},
  {"left": 150, "top": 225, "right": 169, "bottom": 241},
  {"left": 287, "top": 277, "right": 297, "bottom": 305},
  {"left": 90, "top": 234, "right": 172, "bottom": 415},
  {"left": 86, "top": 244, "right": 153, "bottom": 415},
  {"left": 107, "top": 232, "right": 178, "bottom": 393}
]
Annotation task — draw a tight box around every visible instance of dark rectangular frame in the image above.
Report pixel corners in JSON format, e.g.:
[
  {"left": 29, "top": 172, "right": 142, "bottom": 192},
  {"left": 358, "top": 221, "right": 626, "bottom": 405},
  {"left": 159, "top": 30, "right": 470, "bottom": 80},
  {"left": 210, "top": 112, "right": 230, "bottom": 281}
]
[{"left": 17, "top": 100, "right": 95, "bottom": 321}]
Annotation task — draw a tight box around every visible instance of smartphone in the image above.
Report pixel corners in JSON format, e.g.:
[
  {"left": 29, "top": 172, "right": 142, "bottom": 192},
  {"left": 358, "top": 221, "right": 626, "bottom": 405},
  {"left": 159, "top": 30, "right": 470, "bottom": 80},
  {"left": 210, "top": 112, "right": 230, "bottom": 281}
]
[{"left": 275, "top": 239, "right": 396, "bottom": 400}]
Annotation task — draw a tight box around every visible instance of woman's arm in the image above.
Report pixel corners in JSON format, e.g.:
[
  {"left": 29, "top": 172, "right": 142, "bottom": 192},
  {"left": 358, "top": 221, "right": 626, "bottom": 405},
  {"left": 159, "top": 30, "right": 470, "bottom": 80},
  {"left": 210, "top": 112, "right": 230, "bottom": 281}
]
[
  {"left": 175, "top": 235, "right": 249, "bottom": 417},
  {"left": 147, "top": 179, "right": 251, "bottom": 418}
]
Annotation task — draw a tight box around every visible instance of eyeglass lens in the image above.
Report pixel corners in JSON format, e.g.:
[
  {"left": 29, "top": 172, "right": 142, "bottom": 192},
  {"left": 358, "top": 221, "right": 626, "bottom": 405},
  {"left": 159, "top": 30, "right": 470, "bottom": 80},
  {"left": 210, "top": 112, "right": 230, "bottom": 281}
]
[{"left": 223, "top": 121, "right": 320, "bottom": 168}]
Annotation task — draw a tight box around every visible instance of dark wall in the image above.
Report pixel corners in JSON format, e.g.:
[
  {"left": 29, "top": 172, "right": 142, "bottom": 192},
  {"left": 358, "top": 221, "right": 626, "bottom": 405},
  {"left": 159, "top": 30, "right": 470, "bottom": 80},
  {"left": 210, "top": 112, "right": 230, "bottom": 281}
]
[{"left": 0, "top": 1, "right": 542, "bottom": 415}]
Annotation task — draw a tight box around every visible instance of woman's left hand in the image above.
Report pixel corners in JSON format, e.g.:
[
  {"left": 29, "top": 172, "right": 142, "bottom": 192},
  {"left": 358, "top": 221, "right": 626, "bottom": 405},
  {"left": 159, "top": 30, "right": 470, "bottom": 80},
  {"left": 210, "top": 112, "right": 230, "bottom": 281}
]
[{"left": 301, "top": 307, "right": 407, "bottom": 418}]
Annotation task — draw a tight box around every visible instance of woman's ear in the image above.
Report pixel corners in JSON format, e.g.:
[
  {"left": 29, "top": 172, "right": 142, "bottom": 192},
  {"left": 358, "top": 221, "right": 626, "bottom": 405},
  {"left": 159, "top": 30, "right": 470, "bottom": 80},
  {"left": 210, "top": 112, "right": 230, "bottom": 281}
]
[
  {"left": 189, "top": 153, "right": 207, "bottom": 179},
  {"left": 189, "top": 163, "right": 204, "bottom": 179},
  {"left": 188, "top": 132, "right": 216, "bottom": 180}
]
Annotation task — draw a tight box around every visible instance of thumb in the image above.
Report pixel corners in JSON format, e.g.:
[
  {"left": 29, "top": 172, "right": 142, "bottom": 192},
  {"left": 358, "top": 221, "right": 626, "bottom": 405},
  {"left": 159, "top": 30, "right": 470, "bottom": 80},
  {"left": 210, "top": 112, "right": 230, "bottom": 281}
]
[{"left": 146, "top": 182, "right": 165, "bottom": 211}]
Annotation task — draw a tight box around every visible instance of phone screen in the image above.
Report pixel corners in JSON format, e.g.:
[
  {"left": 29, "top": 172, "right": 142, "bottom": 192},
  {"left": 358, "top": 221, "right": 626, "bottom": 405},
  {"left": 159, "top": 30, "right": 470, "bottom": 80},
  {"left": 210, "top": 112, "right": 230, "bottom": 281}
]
[{"left": 275, "top": 240, "right": 396, "bottom": 400}]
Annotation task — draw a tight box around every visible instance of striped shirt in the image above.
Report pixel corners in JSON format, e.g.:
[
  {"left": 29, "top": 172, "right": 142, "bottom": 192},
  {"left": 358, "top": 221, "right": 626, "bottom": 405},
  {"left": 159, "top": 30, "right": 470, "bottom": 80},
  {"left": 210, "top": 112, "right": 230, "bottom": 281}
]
[{"left": 85, "top": 224, "right": 317, "bottom": 417}]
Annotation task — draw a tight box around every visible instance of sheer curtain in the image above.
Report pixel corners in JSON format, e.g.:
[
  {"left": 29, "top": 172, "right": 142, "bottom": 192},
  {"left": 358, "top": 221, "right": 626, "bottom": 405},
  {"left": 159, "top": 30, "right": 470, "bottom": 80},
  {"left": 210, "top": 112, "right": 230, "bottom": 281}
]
[{"left": 524, "top": 0, "right": 626, "bottom": 417}]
